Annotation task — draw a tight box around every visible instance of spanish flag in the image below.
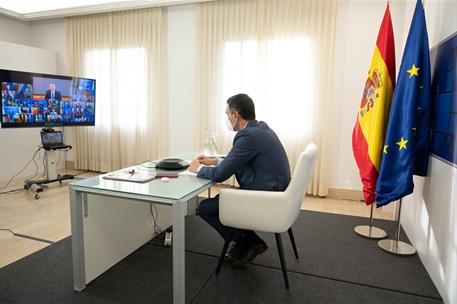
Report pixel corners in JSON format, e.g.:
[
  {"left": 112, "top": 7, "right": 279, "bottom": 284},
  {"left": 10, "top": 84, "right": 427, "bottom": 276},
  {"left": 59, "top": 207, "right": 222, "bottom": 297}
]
[{"left": 352, "top": 3, "right": 395, "bottom": 205}]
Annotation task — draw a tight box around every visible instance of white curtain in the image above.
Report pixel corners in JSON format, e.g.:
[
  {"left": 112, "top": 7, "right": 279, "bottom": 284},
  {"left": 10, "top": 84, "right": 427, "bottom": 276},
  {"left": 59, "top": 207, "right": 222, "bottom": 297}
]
[
  {"left": 196, "top": 0, "right": 338, "bottom": 196},
  {"left": 66, "top": 8, "right": 168, "bottom": 172}
]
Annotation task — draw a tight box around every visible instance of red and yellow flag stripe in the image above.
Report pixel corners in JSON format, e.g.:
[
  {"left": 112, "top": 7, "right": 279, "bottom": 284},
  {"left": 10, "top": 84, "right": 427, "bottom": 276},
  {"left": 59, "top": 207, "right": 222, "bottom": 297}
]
[{"left": 352, "top": 4, "right": 395, "bottom": 205}]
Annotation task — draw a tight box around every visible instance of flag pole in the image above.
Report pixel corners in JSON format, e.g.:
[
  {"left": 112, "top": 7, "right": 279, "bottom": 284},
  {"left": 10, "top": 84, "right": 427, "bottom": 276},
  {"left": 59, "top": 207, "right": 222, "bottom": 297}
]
[
  {"left": 377, "top": 198, "right": 416, "bottom": 256},
  {"left": 354, "top": 203, "right": 387, "bottom": 239}
]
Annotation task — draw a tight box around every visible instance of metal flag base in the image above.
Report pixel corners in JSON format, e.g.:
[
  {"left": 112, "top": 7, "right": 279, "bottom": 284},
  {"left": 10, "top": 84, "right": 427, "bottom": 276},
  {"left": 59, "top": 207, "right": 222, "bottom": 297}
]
[
  {"left": 378, "top": 239, "right": 416, "bottom": 256},
  {"left": 377, "top": 198, "right": 416, "bottom": 256},
  {"left": 354, "top": 203, "right": 387, "bottom": 240},
  {"left": 354, "top": 225, "right": 387, "bottom": 239}
]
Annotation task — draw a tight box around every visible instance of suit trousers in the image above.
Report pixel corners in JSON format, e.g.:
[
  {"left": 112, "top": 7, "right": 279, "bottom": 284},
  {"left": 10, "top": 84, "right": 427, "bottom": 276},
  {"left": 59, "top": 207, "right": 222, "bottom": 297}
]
[{"left": 197, "top": 195, "right": 264, "bottom": 248}]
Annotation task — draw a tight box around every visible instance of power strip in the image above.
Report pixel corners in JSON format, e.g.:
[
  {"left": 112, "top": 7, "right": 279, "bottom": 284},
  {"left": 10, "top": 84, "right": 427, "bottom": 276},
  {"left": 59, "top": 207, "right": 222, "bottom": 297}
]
[{"left": 164, "top": 230, "right": 173, "bottom": 246}]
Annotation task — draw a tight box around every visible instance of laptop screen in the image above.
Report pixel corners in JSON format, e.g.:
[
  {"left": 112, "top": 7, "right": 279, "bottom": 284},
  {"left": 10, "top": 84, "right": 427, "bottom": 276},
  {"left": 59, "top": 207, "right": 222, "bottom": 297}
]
[{"left": 41, "top": 131, "right": 63, "bottom": 147}]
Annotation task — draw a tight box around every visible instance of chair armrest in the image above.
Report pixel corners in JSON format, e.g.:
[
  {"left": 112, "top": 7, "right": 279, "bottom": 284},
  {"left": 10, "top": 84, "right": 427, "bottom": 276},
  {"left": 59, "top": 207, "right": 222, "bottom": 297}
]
[{"left": 219, "top": 188, "right": 296, "bottom": 233}]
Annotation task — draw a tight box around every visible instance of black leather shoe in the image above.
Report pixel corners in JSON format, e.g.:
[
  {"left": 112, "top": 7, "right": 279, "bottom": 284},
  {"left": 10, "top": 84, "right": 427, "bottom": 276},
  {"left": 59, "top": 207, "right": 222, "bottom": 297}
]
[
  {"left": 243, "top": 242, "right": 268, "bottom": 262},
  {"left": 224, "top": 242, "right": 244, "bottom": 263},
  {"left": 231, "top": 242, "right": 268, "bottom": 268}
]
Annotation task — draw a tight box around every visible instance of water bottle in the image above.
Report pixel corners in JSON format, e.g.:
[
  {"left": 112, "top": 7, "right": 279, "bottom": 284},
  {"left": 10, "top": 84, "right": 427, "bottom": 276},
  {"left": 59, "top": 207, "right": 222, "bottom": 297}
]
[
  {"left": 203, "top": 131, "right": 217, "bottom": 156},
  {"left": 210, "top": 133, "right": 217, "bottom": 156},
  {"left": 203, "top": 131, "right": 212, "bottom": 155}
]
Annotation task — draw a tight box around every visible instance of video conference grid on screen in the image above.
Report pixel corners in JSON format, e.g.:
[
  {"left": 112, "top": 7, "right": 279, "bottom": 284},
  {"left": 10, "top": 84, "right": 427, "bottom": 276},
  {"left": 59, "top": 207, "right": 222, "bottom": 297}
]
[
  {"left": 41, "top": 131, "right": 63, "bottom": 146},
  {"left": 1, "top": 70, "right": 95, "bottom": 127}
]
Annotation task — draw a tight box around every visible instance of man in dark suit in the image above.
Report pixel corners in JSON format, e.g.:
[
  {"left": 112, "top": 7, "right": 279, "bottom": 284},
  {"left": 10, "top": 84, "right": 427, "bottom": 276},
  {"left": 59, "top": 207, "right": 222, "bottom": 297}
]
[
  {"left": 44, "top": 83, "right": 62, "bottom": 101},
  {"left": 189, "top": 93, "right": 291, "bottom": 267}
]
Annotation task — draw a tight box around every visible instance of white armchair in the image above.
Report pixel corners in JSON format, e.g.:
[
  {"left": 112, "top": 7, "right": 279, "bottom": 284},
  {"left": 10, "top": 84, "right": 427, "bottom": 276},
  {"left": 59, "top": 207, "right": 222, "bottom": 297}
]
[{"left": 216, "top": 143, "right": 318, "bottom": 289}]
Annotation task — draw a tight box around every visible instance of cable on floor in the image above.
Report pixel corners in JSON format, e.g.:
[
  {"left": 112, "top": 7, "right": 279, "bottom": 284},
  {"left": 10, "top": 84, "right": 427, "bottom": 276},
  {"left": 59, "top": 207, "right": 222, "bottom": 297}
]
[{"left": 0, "top": 228, "right": 55, "bottom": 244}]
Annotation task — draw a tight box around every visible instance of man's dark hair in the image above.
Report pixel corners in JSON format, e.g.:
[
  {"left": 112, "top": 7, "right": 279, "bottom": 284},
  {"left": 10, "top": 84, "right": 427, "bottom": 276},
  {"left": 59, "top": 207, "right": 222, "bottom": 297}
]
[{"left": 227, "top": 93, "right": 256, "bottom": 120}]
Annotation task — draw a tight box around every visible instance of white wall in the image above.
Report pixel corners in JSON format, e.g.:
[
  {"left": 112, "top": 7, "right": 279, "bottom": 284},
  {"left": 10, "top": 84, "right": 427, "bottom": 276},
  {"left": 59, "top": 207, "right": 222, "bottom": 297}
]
[
  {"left": 400, "top": 1, "right": 457, "bottom": 304},
  {"left": 0, "top": 15, "right": 31, "bottom": 45},
  {"left": 166, "top": 5, "right": 197, "bottom": 155},
  {"left": 30, "top": 18, "right": 68, "bottom": 75}
]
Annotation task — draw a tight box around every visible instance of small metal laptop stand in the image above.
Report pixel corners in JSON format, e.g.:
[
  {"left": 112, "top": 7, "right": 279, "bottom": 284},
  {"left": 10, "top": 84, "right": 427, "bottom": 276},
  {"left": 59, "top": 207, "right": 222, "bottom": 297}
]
[{"left": 24, "top": 128, "right": 74, "bottom": 199}]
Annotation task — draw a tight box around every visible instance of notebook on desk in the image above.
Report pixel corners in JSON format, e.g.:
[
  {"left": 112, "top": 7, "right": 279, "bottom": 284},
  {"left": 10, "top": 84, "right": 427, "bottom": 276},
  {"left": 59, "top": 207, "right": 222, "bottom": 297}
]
[{"left": 103, "top": 170, "right": 157, "bottom": 183}]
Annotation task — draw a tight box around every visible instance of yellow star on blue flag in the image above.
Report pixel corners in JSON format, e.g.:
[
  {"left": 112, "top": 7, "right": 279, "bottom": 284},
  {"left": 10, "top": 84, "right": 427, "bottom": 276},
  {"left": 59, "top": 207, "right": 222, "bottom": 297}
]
[
  {"left": 407, "top": 64, "right": 420, "bottom": 78},
  {"left": 396, "top": 137, "right": 408, "bottom": 150}
]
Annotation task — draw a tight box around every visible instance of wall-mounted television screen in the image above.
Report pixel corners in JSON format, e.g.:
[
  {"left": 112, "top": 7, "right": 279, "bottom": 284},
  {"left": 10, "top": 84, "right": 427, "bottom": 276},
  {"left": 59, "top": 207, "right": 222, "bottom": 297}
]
[{"left": 1, "top": 69, "right": 95, "bottom": 128}]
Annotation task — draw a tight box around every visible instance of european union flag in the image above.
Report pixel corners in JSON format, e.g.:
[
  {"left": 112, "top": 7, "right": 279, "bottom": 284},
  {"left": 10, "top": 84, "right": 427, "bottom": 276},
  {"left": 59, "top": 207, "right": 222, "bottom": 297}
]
[{"left": 375, "top": 0, "right": 431, "bottom": 207}]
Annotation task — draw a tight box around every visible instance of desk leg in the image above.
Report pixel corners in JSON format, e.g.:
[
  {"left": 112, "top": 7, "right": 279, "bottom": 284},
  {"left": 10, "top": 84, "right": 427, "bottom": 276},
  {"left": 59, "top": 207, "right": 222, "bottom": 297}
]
[
  {"left": 70, "top": 188, "right": 86, "bottom": 291},
  {"left": 172, "top": 200, "right": 187, "bottom": 304}
]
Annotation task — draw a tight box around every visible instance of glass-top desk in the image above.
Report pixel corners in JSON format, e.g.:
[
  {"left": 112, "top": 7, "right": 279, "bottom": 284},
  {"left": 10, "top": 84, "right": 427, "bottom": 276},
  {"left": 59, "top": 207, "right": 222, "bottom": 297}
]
[
  {"left": 69, "top": 155, "right": 214, "bottom": 304},
  {"left": 71, "top": 172, "right": 213, "bottom": 203}
]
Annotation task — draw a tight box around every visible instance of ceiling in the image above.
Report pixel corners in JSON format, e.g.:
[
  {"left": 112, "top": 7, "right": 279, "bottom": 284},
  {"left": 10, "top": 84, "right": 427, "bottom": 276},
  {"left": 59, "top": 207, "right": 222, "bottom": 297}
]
[{"left": 0, "top": 0, "right": 211, "bottom": 21}]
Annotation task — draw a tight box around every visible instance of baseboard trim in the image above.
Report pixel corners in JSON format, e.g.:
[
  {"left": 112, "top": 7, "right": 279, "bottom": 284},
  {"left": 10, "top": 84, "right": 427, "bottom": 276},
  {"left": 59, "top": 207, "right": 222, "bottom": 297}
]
[
  {"left": 65, "top": 161, "right": 75, "bottom": 170},
  {"left": 327, "top": 188, "right": 363, "bottom": 202}
]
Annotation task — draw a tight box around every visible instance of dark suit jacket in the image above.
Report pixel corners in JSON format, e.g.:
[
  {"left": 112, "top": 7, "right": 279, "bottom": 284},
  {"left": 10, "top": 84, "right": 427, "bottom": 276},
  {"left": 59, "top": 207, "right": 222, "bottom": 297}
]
[
  {"left": 198, "top": 120, "right": 291, "bottom": 191},
  {"left": 45, "top": 90, "right": 62, "bottom": 101}
]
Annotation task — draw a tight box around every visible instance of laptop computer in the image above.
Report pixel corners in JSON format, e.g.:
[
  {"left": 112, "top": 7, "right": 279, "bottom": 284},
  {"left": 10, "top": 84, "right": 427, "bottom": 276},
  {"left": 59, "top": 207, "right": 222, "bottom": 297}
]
[{"left": 41, "top": 131, "right": 71, "bottom": 150}]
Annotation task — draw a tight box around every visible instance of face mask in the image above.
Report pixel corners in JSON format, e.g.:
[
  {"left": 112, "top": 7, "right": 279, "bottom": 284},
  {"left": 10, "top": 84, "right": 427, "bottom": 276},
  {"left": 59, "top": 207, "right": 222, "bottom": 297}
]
[{"left": 225, "top": 113, "right": 236, "bottom": 132}]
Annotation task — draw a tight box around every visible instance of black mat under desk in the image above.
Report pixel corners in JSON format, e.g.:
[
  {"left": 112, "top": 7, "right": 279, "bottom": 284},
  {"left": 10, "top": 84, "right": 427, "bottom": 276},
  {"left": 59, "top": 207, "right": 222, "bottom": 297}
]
[
  {"left": 0, "top": 238, "right": 215, "bottom": 304},
  {"left": 0, "top": 210, "right": 443, "bottom": 303},
  {"left": 171, "top": 211, "right": 441, "bottom": 300},
  {"left": 194, "top": 262, "right": 442, "bottom": 304}
]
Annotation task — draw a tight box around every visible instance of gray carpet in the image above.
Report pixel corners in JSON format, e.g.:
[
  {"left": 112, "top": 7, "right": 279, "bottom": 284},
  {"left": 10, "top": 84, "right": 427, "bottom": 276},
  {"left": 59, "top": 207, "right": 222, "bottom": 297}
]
[
  {"left": 0, "top": 210, "right": 443, "bottom": 303},
  {"left": 177, "top": 211, "right": 442, "bottom": 299},
  {"left": 0, "top": 237, "right": 215, "bottom": 304},
  {"left": 195, "top": 263, "right": 442, "bottom": 304}
]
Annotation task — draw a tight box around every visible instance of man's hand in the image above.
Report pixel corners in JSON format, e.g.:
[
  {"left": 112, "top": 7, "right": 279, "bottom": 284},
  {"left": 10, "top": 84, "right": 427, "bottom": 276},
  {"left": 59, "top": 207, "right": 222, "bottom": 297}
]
[
  {"left": 197, "top": 155, "right": 218, "bottom": 166},
  {"left": 189, "top": 159, "right": 201, "bottom": 173},
  {"left": 189, "top": 155, "right": 218, "bottom": 173}
]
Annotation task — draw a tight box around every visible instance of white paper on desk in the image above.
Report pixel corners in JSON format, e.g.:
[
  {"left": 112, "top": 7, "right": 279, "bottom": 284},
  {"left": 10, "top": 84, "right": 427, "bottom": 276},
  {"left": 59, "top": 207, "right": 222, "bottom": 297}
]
[
  {"left": 179, "top": 165, "right": 216, "bottom": 177},
  {"left": 206, "top": 155, "right": 226, "bottom": 159},
  {"left": 178, "top": 170, "right": 197, "bottom": 177}
]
